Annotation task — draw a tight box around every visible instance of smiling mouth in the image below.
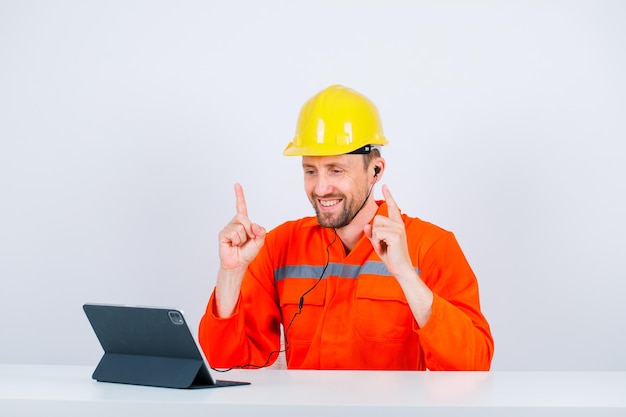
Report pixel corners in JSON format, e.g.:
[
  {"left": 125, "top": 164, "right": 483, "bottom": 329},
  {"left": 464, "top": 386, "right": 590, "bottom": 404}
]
[{"left": 319, "top": 199, "right": 341, "bottom": 208}]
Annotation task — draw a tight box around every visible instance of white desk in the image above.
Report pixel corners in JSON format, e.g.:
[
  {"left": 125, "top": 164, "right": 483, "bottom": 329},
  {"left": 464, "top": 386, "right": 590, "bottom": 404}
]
[{"left": 1, "top": 364, "right": 625, "bottom": 416}]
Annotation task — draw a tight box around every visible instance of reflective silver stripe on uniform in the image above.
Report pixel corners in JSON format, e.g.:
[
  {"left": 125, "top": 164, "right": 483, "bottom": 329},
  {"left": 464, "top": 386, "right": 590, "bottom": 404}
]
[{"left": 274, "top": 261, "right": 419, "bottom": 282}]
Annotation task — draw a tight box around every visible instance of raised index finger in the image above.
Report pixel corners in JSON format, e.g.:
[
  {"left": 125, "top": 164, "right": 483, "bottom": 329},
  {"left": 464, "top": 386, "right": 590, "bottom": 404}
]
[
  {"left": 234, "top": 183, "right": 249, "bottom": 217},
  {"left": 382, "top": 184, "right": 402, "bottom": 222}
]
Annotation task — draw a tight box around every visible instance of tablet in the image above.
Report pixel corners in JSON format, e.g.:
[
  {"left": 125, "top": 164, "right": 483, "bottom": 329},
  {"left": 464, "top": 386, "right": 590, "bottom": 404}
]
[{"left": 83, "top": 303, "right": 249, "bottom": 389}]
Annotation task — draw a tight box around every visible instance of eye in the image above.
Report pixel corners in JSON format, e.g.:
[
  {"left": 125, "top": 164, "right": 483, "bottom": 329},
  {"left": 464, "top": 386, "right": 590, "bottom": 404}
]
[{"left": 304, "top": 169, "right": 316, "bottom": 176}]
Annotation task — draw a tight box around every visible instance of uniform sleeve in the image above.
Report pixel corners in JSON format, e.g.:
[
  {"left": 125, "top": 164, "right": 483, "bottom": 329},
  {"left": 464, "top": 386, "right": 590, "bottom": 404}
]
[
  {"left": 415, "top": 232, "right": 494, "bottom": 370},
  {"left": 198, "top": 238, "right": 282, "bottom": 369}
]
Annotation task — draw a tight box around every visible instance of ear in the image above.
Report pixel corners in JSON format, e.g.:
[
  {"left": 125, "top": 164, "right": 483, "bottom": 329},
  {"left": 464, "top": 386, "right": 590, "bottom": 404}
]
[{"left": 372, "top": 158, "right": 386, "bottom": 182}]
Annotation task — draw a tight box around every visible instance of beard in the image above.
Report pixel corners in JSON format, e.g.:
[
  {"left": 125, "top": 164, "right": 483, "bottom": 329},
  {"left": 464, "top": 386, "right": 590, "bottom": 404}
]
[{"left": 310, "top": 186, "right": 370, "bottom": 229}]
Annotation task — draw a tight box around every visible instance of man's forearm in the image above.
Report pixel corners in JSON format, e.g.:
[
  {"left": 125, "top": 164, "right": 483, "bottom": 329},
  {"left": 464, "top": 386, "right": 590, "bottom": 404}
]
[
  {"left": 396, "top": 269, "right": 434, "bottom": 328},
  {"left": 214, "top": 266, "right": 247, "bottom": 318}
]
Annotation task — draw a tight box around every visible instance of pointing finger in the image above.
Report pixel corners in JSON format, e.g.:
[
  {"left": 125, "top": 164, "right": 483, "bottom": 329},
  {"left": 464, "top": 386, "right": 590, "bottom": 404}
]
[
  {"left": 382, "top": 184, "right": 402, "bottom": 222},
  {"left": 233, "top": 183, "right": 258, "bottom": 238},
  {"left": 234, "top": 183, "right": 249, "bottom": 217}
]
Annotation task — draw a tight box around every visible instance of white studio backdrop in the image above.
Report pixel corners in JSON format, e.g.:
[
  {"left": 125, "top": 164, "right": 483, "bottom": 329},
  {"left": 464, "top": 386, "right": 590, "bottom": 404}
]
[{"left": 1, "top": 0, "right": 625, "bottom": 371}]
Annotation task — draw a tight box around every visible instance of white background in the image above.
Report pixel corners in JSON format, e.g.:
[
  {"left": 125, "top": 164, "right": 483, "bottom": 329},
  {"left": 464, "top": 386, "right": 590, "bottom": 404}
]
[{"left": 1, "top": 0, "right": 625, "bottom": 371}]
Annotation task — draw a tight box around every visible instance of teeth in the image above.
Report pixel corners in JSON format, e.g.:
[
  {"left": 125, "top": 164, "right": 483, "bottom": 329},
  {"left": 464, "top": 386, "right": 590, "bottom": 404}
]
[{"left": 320, "top": 200, "right": 339, "bottom": 207}]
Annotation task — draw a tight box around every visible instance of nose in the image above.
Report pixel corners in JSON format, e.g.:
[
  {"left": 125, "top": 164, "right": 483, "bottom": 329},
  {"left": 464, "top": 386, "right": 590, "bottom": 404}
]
[{"left": 313, "top": 172, "right": 334, "bottom": 197}]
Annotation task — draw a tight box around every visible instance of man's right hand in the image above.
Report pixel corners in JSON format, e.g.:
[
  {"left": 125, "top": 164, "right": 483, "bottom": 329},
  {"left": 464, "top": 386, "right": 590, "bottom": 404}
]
[
  {"left": 214, "top": 184, "right": 266, "bottom": 318},
  {"left": 219, "top": 183, "right": 267, "bottom": 271}
]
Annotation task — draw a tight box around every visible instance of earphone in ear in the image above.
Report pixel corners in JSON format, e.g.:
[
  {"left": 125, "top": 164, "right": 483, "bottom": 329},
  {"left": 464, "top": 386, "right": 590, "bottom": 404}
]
[{"left": 374, "top": 166, "right": 381, "bottom": 177}]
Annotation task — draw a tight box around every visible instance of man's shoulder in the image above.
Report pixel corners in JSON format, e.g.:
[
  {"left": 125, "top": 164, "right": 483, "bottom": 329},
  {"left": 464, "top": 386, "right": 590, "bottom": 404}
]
[
  {"left": 403, "top": 214, "right": 450, "bottom": 233},
  {"left": 401, "top": 213, "right": 456, "bottom": 247},
  {"left": 263, "top": 216, "right": 326, "bottom": 253},
  {"left": 270, "top": 216, "right": 319, "bottom": 234},
  {"left": 377, "top": 200, "right": 452, "bottom": 237}
]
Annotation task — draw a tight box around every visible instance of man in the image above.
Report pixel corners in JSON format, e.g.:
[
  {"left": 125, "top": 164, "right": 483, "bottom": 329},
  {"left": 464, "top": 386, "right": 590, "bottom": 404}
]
[{"left": 199, "top": 85, "right": 494, "bottom": 370}]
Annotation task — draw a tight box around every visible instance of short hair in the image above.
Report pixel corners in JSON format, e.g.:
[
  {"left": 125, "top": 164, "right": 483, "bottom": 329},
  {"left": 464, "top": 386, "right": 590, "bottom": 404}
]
[{"left": 362, "top": 147, "right": 381, "bottom": 171}]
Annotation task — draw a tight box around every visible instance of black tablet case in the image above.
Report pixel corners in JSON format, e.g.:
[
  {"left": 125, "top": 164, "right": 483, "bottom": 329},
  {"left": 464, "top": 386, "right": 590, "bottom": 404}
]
[{"left": 83, "top": 303, "right": 249, "bottom": 389}]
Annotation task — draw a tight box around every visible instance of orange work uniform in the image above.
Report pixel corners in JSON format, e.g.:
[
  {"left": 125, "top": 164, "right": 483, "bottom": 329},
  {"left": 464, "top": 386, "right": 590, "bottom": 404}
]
[{"left": 199, "top": 201, "right": 494, "bottom": 370}]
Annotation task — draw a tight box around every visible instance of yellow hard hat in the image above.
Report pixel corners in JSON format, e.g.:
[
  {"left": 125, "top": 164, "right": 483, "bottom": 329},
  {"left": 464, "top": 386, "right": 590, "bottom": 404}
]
[{"left": 283, "top": 84, "right": 389, "bottom": 156}]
